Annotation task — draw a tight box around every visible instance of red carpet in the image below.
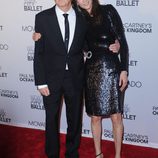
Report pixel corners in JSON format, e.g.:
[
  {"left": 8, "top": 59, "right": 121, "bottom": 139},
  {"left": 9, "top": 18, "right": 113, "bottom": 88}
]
[{"left": 0, "top": 124, "right": 158, "bottom": 158}]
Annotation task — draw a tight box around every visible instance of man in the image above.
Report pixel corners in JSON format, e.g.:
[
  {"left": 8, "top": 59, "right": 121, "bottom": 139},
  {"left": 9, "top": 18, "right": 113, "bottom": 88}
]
[{"left": 34, "top": 0, "right": 87, "bottom": 157}]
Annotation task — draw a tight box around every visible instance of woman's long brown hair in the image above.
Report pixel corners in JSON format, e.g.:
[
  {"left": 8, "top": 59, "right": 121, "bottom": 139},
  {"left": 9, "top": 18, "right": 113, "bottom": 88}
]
[{"left": 77, "top": 0, "right": 103, "bottom": 25}]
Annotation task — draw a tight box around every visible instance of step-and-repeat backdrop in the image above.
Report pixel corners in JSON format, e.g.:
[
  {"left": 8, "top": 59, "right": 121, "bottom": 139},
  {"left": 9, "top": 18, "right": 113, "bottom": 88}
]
[{"left": 0, "top": 0, "right": 158, "bottom": 148}]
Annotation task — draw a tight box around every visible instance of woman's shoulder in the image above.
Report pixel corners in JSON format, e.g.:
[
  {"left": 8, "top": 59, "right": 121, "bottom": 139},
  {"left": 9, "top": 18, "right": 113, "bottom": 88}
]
[
  {"left": 100, "top": 4, "right": 119, "bottom": 17},
  {"left": 100, "top": 4, "right": 116, "bottom": 10}
]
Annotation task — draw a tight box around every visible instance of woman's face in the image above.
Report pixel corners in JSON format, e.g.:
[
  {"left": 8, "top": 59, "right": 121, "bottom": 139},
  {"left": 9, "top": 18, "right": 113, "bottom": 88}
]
[{"left": 77, "top": 0, "right": 92, "bottom": 12}]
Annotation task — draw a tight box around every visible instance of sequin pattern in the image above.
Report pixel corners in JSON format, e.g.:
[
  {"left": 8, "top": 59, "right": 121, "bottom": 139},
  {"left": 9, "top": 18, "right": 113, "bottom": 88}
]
[{"left": 85, "top": 54, "right": 123, "bottom": 116}]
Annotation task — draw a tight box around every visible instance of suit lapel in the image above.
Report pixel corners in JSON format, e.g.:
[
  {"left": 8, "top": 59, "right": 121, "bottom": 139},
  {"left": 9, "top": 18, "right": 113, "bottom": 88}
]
[
  {"left": 48, "top": 7, "right": 66, "bottom": 52},
  {"left": 69, "top": 12, "right": 78, "bottom": 53},
  {"left": 69, "top": 11, "right": 82, "bottom": 54}
]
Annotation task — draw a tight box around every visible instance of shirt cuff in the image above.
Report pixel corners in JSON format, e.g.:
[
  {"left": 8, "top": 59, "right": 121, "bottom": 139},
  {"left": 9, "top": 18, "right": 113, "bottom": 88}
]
[{"left": 37, "top": 85, "right": 48, "bottom": 89}]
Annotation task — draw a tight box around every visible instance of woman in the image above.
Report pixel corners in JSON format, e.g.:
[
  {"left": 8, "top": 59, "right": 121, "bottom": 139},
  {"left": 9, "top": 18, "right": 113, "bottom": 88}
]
[
  {"left": 76, "top": 0, "right": 128, "bottom": 158},
  {"left": 32, "top": 0, "right": 128, "bottom": 157}
]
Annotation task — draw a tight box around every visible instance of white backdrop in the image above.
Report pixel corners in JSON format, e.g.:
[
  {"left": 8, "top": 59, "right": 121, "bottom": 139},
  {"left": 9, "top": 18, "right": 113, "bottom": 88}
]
[{"left": 0, "top": 0, "right": 158, "bottom": 148}]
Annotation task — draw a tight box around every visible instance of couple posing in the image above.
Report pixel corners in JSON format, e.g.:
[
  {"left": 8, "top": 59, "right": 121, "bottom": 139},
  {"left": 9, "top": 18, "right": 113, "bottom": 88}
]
[{"left": 33, "top": 0, "right": 128, "bottom": 158}]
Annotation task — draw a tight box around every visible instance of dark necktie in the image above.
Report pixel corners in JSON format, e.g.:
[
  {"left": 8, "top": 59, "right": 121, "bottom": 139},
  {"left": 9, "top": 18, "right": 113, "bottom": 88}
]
[{"left": 63, "top": 13, "right": 69, "bottom": 52}]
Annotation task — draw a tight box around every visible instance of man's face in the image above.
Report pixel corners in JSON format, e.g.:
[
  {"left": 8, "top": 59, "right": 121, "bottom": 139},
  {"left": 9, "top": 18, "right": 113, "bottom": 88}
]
[{"left": 55, "top": 0, "right": 72, "bottom": 9}]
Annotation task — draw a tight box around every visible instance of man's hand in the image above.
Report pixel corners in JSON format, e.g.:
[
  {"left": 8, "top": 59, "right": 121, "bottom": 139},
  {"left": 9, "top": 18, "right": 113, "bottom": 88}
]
[
  {"left": 109, "top": 39, "right": 120, "bottom": 53},
  {"left": 38, "top": 87, "right": 50, "bottom": 96},
  {"left": 32, "top": 32, "right": 41, "bottom": 41},
  {"left": 119, "top": 71, "right": 128, "bottom": 92}
]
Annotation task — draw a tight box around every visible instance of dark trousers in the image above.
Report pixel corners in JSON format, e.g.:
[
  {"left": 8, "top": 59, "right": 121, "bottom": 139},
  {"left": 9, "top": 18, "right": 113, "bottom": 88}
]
[{"left": 43, "top": 71, "right": 83, "bottom": 158}]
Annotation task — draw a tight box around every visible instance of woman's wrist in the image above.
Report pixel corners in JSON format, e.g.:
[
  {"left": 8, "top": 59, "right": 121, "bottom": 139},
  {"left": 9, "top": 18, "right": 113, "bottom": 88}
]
[{"left": 121, "top": 71, "right": 128, "bottom": 75}]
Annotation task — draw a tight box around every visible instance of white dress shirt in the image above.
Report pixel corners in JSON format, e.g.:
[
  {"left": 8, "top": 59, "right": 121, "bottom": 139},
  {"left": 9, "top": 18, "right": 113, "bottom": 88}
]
[
  {"left": 38, "top": 5, "right": 76, "bottom": 89},
  {"left": 56, "top": 5, "right": 76, "bottom": 52}
]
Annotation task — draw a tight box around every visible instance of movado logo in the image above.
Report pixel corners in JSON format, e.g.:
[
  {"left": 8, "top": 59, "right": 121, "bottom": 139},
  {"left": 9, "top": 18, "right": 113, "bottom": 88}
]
[
  {"left": 0, "top": 44, "right": 9, "bottom": 51},
  {"left": 128, "top": 80, "right": 142, "bottom": 88},
  {"left": 28, "top": 120, "right": 45, "bottom": 127},
  {"left": 103, "top": 129, "right": 113, "bottom": 139},
  {"left": 22, "top": 25, "right": 34, "bottom": 32},
  {"left": 152, "top": 106, "right": 158, "bottom": 115}
]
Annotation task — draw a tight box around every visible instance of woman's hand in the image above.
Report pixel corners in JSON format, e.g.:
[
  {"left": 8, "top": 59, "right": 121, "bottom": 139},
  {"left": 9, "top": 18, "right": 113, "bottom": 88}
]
[
  {"left": 32, "top": 32, "right": 41, "bottom": 41},
  {"left": 109, "top": 39, "right": 120, "bottom": 53},
  {"left": 119, "top": 71, "right": 128, "bottom": 92}
]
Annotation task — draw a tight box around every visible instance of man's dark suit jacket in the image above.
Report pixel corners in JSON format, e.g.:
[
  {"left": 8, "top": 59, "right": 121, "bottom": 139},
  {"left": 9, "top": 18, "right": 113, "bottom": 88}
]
[{"left": 34, "top": 6, "right": 87, "bottom": 90}]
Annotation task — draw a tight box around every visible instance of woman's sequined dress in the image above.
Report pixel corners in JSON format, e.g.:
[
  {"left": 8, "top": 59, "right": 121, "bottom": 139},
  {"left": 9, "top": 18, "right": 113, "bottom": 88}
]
[{"left": 85, "top": 5, "right": 128, "bottom": 116}]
